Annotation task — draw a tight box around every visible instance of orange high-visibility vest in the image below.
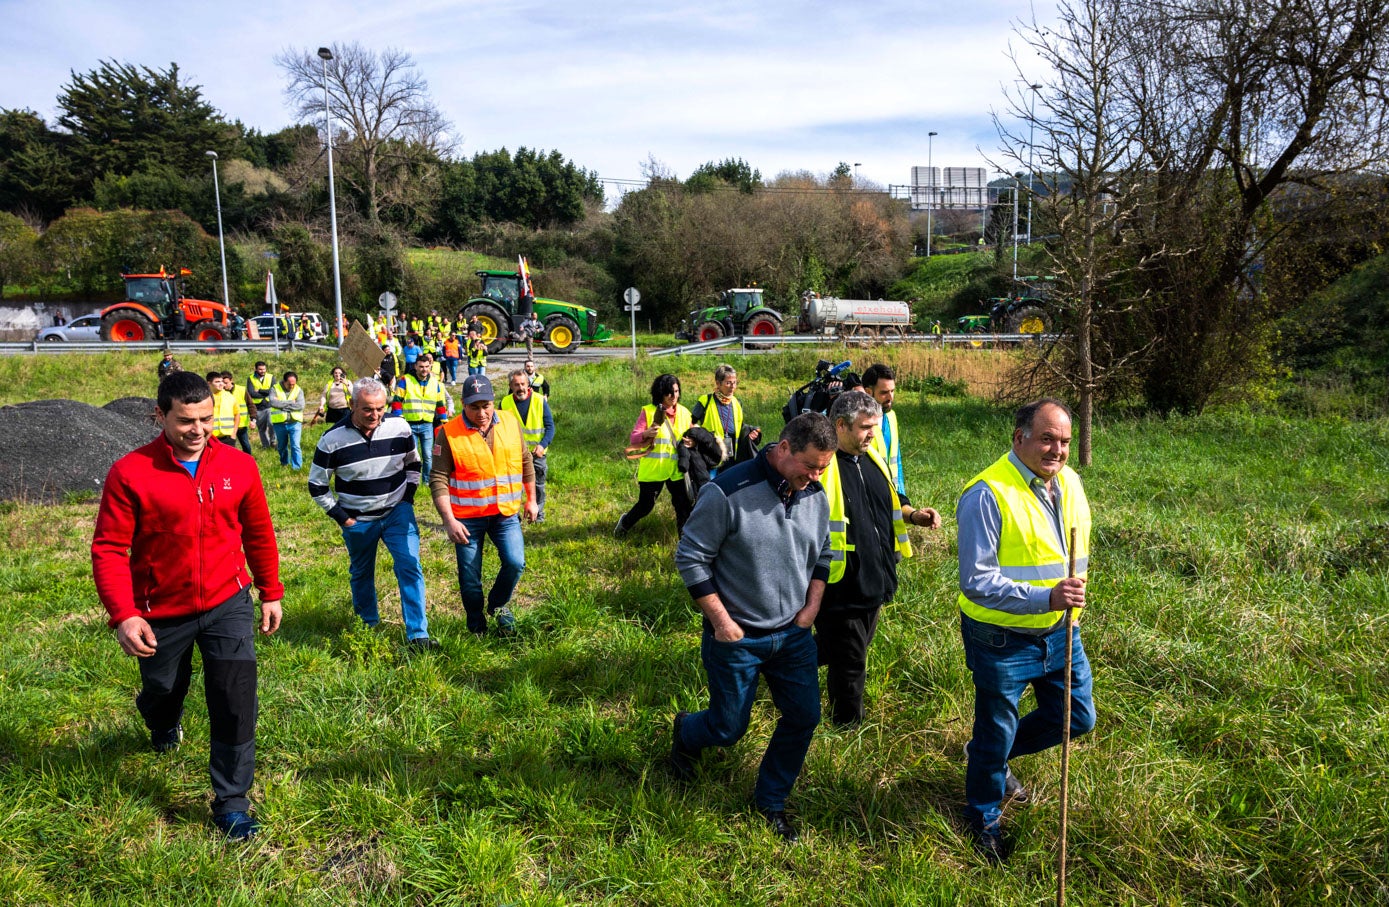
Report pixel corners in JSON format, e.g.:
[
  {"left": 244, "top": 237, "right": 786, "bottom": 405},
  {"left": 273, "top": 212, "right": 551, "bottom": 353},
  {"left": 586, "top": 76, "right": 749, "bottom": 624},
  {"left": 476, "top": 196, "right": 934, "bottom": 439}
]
[{"left": 442, "top": 410, "right": 525, "bottom": 519}]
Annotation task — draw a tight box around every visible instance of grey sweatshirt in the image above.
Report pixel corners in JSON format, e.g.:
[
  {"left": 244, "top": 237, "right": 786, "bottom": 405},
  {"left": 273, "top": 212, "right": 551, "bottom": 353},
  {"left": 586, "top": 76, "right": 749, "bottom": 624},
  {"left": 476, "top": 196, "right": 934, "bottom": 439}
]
[{"left": 675, "top": 449, "right": 832, "bottom": 631}]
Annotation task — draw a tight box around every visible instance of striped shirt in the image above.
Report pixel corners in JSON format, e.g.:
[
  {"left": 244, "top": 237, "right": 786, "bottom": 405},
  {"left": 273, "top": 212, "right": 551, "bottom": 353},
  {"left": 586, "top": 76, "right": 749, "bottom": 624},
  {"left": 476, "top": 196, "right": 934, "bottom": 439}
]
[{"left": 308, "top": 417, "right": 421, "bottom": 525}]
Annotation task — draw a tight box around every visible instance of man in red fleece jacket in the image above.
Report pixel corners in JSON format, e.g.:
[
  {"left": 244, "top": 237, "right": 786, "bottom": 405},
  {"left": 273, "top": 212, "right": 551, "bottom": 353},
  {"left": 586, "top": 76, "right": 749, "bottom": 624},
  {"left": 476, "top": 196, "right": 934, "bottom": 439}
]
[{"left": 92, "top": 371, "right": 284, "bottom": 840}]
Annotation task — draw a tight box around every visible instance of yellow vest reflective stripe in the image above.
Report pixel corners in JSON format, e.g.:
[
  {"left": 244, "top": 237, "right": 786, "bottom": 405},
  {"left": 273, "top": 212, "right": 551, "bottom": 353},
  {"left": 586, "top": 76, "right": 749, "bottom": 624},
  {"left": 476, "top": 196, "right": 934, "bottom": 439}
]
[
  {"left": 442, "top": 410, "right": 525, "bottom": 518},
  {"left": 212, "top": 390, "right": 237, "bottom": 436},
  {"left": 636, "top": 404, "right": 691, "bottom": 482},
  {"left": 499, "top": 393, "right": 545, "bottom": 443},
  {"left": 398, "top": 374, "right": 444, "bottom": 423},
  {"left": 957, "top": 454, "right": 1091, "bottom": 630},
  {"left": 698, "top": 394, "right": 742, "bottom": 445},
  {"left": 868, "top": 409, "right": 902, "bottom": 493},
  {"left": 820, "top": 447, "right": 912, "bottom": 584},
  {"left": 248, "top": 373, "right": 273, "bottom": 401},
  {"left": 268, "top": 385, "right": 303, "bottom": 423}
]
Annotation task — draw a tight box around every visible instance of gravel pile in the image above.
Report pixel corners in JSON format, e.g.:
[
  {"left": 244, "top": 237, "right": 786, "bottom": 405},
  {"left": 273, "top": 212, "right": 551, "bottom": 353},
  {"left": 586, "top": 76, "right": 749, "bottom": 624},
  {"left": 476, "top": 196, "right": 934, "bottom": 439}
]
[
  {"left": 0, "top": 399, "right": 158, "bottom": 502},
  {"left": 103, "top": 396, "right": 158, "bottom": 424}
]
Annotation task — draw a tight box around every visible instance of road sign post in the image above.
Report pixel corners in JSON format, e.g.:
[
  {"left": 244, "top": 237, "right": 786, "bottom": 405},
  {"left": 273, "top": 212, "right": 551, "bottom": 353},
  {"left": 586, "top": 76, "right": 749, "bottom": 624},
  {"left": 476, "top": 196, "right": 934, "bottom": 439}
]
[{"left": 624, "top": 287, "right": 641, "bottom": 358}]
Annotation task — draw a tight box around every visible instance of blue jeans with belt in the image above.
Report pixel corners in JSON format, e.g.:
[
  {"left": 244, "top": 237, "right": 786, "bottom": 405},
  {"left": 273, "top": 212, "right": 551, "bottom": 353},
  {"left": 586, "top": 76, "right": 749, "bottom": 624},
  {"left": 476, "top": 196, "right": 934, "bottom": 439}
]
[
  {"left": 342, "top": 502, "right": 429, "bottom": 640},
  {"left": 453, "top": 512, "right": 525, "bottom": 632},
  {"left": 961, "top": 613, "right": 1096, "bottom": 834},
  {"left": 679, "top": 622, "right": 820, "bottom": 812}
]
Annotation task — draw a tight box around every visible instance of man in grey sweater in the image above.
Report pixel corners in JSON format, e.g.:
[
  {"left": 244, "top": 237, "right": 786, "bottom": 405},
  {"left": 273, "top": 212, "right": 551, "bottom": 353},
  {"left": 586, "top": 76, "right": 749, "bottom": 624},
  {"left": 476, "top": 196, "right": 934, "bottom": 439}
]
[{"left": 670, "top": 412, "right": 836, "bottom": 843}]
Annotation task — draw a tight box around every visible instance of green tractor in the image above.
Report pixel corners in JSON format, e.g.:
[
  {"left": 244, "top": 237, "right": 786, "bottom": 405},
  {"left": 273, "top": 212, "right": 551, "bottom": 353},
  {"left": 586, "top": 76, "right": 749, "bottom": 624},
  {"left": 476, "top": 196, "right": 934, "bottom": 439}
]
[
  {"left": 674, "top": 288, "right": 784, "bottom": 342},
  {"left": 460, "top": 269, "right": 612, "bottom": 354}
]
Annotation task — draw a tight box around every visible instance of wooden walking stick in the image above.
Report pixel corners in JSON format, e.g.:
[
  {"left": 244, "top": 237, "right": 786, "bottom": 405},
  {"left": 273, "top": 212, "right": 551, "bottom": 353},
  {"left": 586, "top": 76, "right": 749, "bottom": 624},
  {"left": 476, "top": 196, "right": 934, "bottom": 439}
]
[{"left": 1057, "top": 525, "right": 1078, "bottom": 907}]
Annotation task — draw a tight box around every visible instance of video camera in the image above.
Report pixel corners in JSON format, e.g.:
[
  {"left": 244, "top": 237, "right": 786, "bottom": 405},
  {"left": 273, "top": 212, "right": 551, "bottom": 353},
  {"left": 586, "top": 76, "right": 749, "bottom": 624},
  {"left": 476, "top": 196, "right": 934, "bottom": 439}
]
[{"left": 782, "top": 359, "right": 861, "bottom": 423}]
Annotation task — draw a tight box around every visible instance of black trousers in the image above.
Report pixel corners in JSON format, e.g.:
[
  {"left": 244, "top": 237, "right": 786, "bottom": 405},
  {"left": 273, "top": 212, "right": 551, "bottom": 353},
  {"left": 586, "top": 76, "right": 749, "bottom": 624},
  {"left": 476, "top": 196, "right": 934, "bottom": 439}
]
[
  {"left": 621, "top": 479, "right": 693, "bottom": 533},
  {"left": 814, "top": 606, "right": 882, "bottom": 726},
  {"left": 136, "top": 588, "right": 258, "bottom": 816}
]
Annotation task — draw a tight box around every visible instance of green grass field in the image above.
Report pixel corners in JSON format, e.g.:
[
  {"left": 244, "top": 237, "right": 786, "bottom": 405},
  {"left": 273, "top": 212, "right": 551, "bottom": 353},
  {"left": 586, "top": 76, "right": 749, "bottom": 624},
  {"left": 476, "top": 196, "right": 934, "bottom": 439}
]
[{"left": 0, "top": 348, "right": 1385, "bottom": 905}]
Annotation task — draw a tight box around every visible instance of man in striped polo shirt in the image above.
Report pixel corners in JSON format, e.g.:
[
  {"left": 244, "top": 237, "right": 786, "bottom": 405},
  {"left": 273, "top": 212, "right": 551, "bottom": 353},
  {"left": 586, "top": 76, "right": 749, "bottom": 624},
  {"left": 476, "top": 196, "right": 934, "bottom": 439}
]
[{"left": 309, "top": 377, "right": 438, "bottom": 650}]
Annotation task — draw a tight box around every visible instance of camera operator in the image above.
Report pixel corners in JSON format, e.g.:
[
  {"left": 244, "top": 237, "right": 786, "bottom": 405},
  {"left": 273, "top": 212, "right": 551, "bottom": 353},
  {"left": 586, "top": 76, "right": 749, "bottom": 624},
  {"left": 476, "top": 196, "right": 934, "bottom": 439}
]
[{"left": 782, "top": 359, "right": 862, "bottom": 423}]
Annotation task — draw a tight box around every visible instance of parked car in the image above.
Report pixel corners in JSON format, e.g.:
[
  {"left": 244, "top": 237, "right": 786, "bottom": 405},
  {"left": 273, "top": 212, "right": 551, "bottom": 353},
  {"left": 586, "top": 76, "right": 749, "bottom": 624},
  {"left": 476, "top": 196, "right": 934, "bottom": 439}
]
[
  {"left": 250, "top": 312, "right": 327, "bottom": 342},
  {"left": 36, "top": 314, "right": 103, "bottom": 342}
]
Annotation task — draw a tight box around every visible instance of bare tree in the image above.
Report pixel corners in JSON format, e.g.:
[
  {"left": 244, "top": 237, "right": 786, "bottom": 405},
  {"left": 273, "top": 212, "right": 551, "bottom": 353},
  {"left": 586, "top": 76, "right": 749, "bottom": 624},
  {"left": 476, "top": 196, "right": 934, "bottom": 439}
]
[
  {"left": 277, "top": 43, "right": 452, "bottom": 225},
  {"left": 1001, "top": 0, "right": 1389, "bottom": 443}
]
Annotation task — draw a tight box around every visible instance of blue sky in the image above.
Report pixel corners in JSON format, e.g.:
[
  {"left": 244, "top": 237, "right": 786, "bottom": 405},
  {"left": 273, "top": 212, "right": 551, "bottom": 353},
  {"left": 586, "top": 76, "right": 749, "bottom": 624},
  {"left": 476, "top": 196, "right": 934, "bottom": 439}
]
[{"left": 0, "top": 0, "right": 1052, "bottom": 198}]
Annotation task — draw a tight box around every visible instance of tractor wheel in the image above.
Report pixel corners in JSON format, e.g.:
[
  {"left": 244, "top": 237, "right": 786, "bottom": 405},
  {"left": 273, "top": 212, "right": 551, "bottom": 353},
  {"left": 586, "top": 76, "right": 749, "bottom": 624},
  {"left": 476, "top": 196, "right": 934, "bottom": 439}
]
[
  {"left": 745, "top": 313, "right": 782, "bottom": 337},
  {"left": 542, "top": 314, "right": 581, "bottom": 353},
  {"left": 461, "top": 302, "right": 510, "bottom": 354},
  {"left": 1008, "top": 306, "right": 1048, "bottom": 334},
  {"left": 694, "top": 320, "right": 725, "bottom": 343},
  {"left": 101, "top": 310, "right": 156, "bottom": 343},
  {"left": 195, "top": 325, "right": 226, "bottom": 342}
]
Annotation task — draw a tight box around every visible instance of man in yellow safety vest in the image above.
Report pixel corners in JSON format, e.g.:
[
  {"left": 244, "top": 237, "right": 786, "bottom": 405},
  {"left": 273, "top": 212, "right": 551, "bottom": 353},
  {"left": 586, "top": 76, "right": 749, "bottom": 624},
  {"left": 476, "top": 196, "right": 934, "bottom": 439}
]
[
  {"left": 499, "top": 369, "right": 555, "bottom": 522},
  {"left": 956, "top": 398, "right": 1095, "bottom": 863}
]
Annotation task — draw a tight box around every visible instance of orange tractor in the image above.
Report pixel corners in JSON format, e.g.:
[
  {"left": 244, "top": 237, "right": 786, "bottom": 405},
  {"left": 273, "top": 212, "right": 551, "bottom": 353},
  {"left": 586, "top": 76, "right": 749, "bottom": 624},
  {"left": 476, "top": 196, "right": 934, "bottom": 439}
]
[{"left": 100, "top": 268, "right": 245, "bottom": 343}]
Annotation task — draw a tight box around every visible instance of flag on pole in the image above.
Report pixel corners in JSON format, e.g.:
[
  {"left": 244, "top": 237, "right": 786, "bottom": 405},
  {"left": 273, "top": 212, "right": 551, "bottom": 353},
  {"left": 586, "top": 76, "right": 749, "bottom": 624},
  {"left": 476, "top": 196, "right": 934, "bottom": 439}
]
[{"left": 518, "top": 256, "right": 533, "bottom": 297}]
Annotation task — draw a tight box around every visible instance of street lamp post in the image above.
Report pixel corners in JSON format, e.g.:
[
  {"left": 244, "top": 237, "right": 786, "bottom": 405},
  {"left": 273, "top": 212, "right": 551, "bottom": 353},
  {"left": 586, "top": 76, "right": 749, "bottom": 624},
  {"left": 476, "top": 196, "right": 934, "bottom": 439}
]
[
  {"left": 318, "top": 46, "right": 344, "bottom": 347},
  {"left": 926, "top": 131, "right": 938, "bottom": 258},
  {"left": 205, "top": 151, "right": 231, "bottom": 314},
  {"left": 1026, "top": 82, "right": 1042, "bottom": 245}
]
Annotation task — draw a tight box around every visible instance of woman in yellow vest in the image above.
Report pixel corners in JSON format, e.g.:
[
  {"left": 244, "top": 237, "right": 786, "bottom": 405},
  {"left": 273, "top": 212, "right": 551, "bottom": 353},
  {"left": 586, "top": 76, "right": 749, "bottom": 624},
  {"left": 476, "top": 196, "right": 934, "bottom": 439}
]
[
  {"left": 314, "top": 366, "right": 353, "bottom": 427},
  {"left": 614, "top": 374, "right": 694, "bottom": 537}
]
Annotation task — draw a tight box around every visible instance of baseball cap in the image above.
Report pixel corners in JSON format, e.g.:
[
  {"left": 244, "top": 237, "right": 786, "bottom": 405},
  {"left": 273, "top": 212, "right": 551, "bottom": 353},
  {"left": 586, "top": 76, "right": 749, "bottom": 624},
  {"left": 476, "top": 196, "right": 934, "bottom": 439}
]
[{"left": 461, "top": 374, "right": 494, "bottom": 404}]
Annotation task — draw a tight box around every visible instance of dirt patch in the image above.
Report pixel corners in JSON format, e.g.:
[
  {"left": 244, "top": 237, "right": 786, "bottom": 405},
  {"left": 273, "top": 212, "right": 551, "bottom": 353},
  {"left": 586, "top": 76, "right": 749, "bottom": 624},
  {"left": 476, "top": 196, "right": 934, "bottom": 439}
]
[{"left": 0, "top": 399, "right": 157, "bottom": 502}]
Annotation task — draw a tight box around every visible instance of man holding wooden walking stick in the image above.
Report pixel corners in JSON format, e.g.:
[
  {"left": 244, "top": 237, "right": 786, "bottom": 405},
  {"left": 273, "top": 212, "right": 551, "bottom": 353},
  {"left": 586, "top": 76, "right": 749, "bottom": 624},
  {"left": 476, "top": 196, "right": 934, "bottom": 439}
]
[{"left": 955, "top": 398, "right": 1095, "bottom": 863}]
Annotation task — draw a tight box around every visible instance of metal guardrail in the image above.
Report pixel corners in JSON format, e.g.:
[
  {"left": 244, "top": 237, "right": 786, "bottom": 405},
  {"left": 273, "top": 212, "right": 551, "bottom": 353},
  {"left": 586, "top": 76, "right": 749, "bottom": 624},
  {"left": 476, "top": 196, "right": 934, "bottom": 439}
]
[
  {"left": 649, "top": 332, "right": 1060, "bottom": 357},
  {"left": 0, "top": 339, "right": 340, "bottom": 355}
]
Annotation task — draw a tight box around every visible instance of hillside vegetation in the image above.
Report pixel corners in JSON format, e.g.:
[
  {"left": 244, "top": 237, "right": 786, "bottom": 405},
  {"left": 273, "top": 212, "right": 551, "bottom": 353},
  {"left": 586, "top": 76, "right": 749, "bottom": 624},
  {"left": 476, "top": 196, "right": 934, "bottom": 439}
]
[{"left": 0, "top": 348, "right": 1385, "bottom": 905}]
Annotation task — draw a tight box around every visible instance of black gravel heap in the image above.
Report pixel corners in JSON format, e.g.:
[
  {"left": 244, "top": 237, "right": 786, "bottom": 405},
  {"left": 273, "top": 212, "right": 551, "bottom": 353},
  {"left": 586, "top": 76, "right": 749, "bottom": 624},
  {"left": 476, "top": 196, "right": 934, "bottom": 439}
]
[
  {"left": 0, "top": 399, "right": 159, "bottom": 502},
  {"left": 102, "top": 397, "right": 158, "bottom": 424}
]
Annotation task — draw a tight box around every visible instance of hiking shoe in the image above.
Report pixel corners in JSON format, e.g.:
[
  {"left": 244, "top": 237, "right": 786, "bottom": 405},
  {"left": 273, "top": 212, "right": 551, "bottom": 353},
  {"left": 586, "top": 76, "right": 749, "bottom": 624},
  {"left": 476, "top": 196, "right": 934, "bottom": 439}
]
[
  {"left": 213, "top": 811, "right": 260, "bottom": 841},
  {"left": 973, "top": 828, "right": 1007, "bottom": 864},
  {"left": 669, "top": 711, "right": 700, "bottom": 782},
  {"left": 406, "top": 636, "right": 441, "bottom": 652},
  {"left": 964, "top": 740, "right": 1029, "bottom": 804},
  {"left": 492, "top": 606, "right": 517, "bottom": 634},
  {"left": 612, "top": 516, "right": 629, "bottom": 539},
  {"left": 151, "top": 722, "right": 183, "bottom": 754},
  {"left": 760, "top": 808, "right": 800, "bottom": 843}
]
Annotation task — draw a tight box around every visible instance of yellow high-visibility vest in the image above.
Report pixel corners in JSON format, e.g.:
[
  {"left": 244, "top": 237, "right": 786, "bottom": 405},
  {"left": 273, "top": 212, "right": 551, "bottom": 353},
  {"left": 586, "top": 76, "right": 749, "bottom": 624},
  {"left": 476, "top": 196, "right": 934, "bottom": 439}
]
[
  {"left": 697, "top": 394, "right": 742, "bottom": 447},
  {"left": 636, "top": 404, "right": 691, "bottom": 482},
  {"left": 268, "top": 384, "right": 304, "bottom": 424},
  {"left": 499, "top": 393, "right": 545, "bottom": 444},
  {"left": 957, "top": 453, "right": 1091, "bottom": 630},
  {"left": 397, "top": 374, "right": 444, "bottom": 423},
  {"left": 820, "top": 446, "right": 912, "bottom": 584},
  {"left": 868, "top": 409, "right": 902, "bottom": 494},
  {"left": 212, "top": 390, "right": 238, "bottom": 437}
]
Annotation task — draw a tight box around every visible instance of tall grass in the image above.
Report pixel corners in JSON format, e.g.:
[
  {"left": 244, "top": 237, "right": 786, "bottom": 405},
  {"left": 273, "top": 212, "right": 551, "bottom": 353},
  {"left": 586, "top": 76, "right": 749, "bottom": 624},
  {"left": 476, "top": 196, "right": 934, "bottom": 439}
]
[{"left": 0, "top": 349, "right": 1385, "bottom": 905}]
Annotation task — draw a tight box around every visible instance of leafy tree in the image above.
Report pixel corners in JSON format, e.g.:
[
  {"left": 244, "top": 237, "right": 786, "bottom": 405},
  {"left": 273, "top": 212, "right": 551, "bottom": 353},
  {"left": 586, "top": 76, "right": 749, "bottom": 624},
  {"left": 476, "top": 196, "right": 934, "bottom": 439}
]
[
  {"left": 0, "top": 211, "right": 39, "bottom": 297},
  {"left": 685, "top": 158, "right": 762, "bottom": 194},
  {"left": 56, "top": 62, "right": 235, "bottom": 201},
  {"left": 426, "top": 147, "right": 602, "bottom": 241},
  {"left": 351, "top": 223, "right": 407, "bottom": 307},
  {"left": 0, "top": 109, "right": 78, "bottom": 222},
  {"left": 270, "top": 223, "right": 333, "bottom": 310}
]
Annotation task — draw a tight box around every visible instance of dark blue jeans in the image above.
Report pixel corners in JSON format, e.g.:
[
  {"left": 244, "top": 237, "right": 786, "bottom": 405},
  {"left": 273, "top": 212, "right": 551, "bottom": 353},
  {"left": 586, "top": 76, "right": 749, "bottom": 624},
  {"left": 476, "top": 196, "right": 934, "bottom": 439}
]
[
  {"left": 342, "top": 502, "right": 429, "bottom": 640},
  {"left": 961, "top": 613, "right": 1095, "bottom": 833},
  {"left": 680, "top": 623, "right": 820, "bottom": 812},
  {"left": 453, "top": 512, "right": 525, "bottom": 632}
]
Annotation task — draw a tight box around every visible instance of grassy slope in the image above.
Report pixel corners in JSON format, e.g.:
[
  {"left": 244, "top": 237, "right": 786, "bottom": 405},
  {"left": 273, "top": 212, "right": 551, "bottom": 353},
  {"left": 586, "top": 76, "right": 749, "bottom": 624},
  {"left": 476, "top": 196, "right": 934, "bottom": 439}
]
[{"left": 0, "top": 348, "right": 1385, "bottom": 905}]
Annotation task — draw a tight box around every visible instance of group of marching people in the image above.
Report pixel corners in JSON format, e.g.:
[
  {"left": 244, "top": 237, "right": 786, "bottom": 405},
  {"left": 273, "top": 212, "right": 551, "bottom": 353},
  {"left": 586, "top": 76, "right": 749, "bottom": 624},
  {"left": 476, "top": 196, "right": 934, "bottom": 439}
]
[{"left": 95, "top": 356, "right": 1093, "bottom": 864}]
